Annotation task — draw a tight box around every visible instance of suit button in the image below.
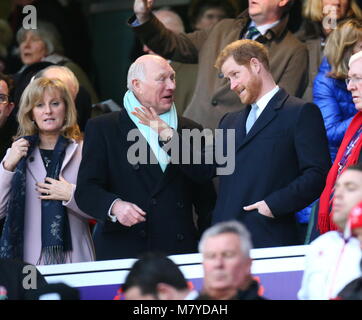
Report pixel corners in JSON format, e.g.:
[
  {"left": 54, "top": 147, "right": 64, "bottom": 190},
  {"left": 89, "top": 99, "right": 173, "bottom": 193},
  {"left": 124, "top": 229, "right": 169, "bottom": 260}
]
[
  {"left": 132, "top": 163, "right": 140, "bottom": 170},
  {"left": 176, "top": 201, "right": 184, "bottom": 208},
  {"left": 211, "top": 99, "right": 218, "bottom": 106},
  {"left": 139, "top": 230, "right": 146, "bottom": 238},
  {"left": 176, "top": 233, "right": 184, "bottom": 241},
  {"left": 151, "top": 198, "right": 157, "bottom": 205}
]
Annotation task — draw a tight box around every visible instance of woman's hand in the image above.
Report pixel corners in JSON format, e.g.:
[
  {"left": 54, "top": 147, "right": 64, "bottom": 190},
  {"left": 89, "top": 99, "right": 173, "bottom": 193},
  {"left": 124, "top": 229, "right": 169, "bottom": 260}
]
[
  {"left": 36, "top": 176, "right": 73, "bottom": 202},
  {"left": 3, "top": 138, "right": 30, "bottom": 172}
]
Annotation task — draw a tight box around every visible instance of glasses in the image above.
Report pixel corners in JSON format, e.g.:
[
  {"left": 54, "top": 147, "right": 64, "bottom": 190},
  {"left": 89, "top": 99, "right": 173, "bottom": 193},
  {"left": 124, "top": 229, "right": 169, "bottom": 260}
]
[
  {"left": 0, "top": 94, "right": 9, "bottom": 104},
  {"left": 345, "top": 76, "right": 362, "bottom": 86}
]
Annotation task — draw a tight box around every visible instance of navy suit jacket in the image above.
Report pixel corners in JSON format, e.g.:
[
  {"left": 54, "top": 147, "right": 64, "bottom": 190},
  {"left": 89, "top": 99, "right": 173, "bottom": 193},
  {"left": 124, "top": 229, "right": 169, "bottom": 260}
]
[{"left": 177, "top": 88, "right": 331, "bottom": 248}]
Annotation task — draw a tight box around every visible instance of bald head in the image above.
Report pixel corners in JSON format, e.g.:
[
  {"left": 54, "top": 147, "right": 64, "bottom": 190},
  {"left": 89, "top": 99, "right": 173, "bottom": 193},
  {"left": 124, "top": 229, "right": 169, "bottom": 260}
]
[
  {"left": 127, "top": 54, "right": 176, "bottom": 114},
  {"left": 39, "top": 66, "right": 79, "bottom": 100},
  {"left": 143, "top": 10, "right": 185, "bottom": 55},
  {"left": 154, "top": 9, "right": 185, "bottom": 33}
]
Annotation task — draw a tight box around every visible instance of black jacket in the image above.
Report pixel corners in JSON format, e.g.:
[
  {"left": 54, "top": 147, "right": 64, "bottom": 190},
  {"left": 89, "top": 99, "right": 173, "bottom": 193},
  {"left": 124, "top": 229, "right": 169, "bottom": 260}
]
[{"left": 75, "top": 110, "right": 216, "bottom": 260}]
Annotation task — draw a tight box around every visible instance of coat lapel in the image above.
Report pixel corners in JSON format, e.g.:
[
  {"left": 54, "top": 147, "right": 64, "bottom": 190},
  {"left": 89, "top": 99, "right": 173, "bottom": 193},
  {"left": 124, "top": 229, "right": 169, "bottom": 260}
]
[
  {"left": 27, "top": 147, "right": 46, "bottom": 183},
  {"left": 119, "top": 110, "right": 165, "bottom": 190},
  {"left": 237, "top": 88, "right": 289, "bottom": 151},
  {"left": 61, "top": 140, "right": 78, "bottom": 171}
]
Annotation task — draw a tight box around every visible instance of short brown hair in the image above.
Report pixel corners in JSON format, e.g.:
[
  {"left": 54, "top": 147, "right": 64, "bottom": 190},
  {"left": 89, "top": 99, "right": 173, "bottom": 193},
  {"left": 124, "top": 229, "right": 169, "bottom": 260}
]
[{"left": 215, "top": 39, "right": 270, "bottom": 72}]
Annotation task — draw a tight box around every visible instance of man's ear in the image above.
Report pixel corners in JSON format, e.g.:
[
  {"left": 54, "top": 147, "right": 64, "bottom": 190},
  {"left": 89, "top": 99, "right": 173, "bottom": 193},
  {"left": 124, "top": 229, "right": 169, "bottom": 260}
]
[
  {"left": 278, "top": 0, "right": 290, "bottom": 9},
  {"left": 5, "top": 102, "right": 15, "bottom": 117},
  {"left": 249, "top": 57, "right": 261, "bottom": 73},
  {"left": 132, "top": 79, "right": 141, "bottom": 92}
]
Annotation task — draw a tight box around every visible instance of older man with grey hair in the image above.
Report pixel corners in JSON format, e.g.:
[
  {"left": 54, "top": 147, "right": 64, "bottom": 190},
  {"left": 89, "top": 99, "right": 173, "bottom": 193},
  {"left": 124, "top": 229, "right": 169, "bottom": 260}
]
[
  {"left": 197, "top": 220, "right": 264, "bottom": 300},
  {"left": 75, "top": 54, "right": 216, "bottom": 260}
]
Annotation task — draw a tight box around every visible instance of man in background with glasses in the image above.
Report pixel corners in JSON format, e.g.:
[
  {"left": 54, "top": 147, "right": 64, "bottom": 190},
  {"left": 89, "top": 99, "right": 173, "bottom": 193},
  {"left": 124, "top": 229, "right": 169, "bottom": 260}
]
[
  {"left": 0, "top": 72, "right": 16, "bottom": 238},
  {"left": 0, "top": 72, "right": 15, "bottom": 162},
  {"left": 317, "top": 51, "right": 362, "bottom": 237}
]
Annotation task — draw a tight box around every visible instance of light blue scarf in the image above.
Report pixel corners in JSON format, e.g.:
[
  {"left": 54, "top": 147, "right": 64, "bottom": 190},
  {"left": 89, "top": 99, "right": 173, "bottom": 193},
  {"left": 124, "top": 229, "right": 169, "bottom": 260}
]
[{"left": 123, "top": 90, "right": 178, "bottom": 172}]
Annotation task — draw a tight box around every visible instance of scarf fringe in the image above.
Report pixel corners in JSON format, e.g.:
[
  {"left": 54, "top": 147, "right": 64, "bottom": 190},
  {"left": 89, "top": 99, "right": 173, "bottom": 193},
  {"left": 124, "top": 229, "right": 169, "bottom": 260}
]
[{"left": 37, "top": 246, "right": 72, "bottom": 265}]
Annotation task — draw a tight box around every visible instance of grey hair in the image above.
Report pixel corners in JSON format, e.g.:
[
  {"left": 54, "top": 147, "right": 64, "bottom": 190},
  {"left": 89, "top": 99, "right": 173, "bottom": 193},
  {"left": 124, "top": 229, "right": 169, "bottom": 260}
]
[
  {"left": 35, "top": 65, "right": 79, "bottom": 97},
  {"left": 349, "top": 50, "right": 362, "bottom": 67},
  {"left": 127, "top": 60, "right": 146, "bottom": 91},
  {"left": 198, "top": 221, "right": 253, "bottom": 258},
  {"left": 16, "top": 20, "right": 64, "bottom": 55}
]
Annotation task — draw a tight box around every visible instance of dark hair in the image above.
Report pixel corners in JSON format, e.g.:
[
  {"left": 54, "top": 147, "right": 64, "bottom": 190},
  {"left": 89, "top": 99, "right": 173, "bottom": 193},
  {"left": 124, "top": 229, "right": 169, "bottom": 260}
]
[
  {"left": 122, "top": 252, "right": 188, "bottom": 296},
  {"left": 0, "top": 72, "right": 14, "bottom": 101},
  {"left": 346, "top": 163, "right": 362, "bottom": 173}
]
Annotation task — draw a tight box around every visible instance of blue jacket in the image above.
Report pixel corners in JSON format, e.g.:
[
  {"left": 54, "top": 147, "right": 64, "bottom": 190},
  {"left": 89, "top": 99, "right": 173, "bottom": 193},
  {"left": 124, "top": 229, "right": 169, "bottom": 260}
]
[{"left": 313, "top": 57, "right": 357, "bottom": 162}]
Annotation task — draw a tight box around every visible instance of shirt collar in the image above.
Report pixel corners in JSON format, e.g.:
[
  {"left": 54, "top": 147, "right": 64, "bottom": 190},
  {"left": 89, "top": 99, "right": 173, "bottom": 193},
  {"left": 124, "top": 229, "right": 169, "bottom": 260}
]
[
  {"left": 249, "top": 20, "right": 280, "bottom": 36},
  {"left": 254, "top": 86, "right": 280, "bottom": 115}
]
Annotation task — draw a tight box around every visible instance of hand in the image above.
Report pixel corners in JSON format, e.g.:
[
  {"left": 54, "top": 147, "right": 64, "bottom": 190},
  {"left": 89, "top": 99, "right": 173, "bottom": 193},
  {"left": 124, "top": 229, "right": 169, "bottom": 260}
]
[
  {"left": 3, "top": 138, "right": 30, "bottom": 172},
  {"left": 134, "top": 0, "right": 153, "bottom": 24},
  {"left": 36, "top": 176, "right": 73, "bottom": 202},
  {"left": 112, "top": 199, "right": 146, "bottom": 227},
  {"left": 243, "top": 200, "right": 274, "bottom": 218},
  {"left": 132, "top": 106, "right": 173, "bottom": 140}
]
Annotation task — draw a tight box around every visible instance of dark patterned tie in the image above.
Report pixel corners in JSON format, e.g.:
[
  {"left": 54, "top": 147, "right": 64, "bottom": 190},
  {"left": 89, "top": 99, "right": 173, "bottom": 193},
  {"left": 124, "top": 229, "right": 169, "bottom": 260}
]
[{"left": 246, "top": 26, "right": 260, "bottom": 40}]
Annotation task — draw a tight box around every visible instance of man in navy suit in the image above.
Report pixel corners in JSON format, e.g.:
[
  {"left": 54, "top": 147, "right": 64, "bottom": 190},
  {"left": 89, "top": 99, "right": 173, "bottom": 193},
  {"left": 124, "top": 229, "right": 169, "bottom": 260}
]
[{"left": 133, "top": 40, "right": 331, "bottom": 248}]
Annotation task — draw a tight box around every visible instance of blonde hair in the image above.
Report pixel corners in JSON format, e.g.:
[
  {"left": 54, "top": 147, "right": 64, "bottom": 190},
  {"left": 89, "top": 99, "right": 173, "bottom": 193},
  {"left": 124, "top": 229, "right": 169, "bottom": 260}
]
[
  {"left": 324, "top": 18, "right": 362, "bottom": 79},
  {"left": 303, "top": 0, "right": 362, "bottom": 22},
  {"left": 215, "top": 39, "right": 270, "bottom": 72},
  {"left": 16, "top": 77, "right": 81, "bottom": 141}
]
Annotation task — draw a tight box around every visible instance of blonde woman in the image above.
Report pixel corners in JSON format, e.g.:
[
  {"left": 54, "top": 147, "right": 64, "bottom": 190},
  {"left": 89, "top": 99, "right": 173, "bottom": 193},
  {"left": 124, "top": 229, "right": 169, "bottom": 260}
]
[
  {"left": 313, "top": 18, "right": 362, "bottom": 162},
  {"left": 296, "top": 0, "right": 362, "bottom": 101},
  {"left": 0, "top": 78, "right": 95, "bottom": 265}
]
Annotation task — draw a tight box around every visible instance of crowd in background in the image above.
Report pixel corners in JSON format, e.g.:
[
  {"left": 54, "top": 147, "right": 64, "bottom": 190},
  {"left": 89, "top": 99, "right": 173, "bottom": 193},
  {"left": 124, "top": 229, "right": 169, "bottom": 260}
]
[{"left": 0, "top": 0, "right": 362, "bottom": 300}]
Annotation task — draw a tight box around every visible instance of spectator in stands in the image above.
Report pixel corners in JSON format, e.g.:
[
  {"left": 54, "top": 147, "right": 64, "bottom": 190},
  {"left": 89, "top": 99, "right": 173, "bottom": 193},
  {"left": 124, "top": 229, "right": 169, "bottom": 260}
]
[
  {"left": 130, "top": 0, "right": 308, "bottom": 130},
  {"left": 132, "top": 39, "right": 330, "bottom": 248},
  {"left": 197, "top": 221, "right": 264, "bottom": 300},
  {"left": 0, "top": 72, "right": 16, "bottom": 160},
  {"left": 317, "top": 51, "right": 362, "bottom": 235},
  {"left": 142, "top": 8, "right": 198, "bottom": 115},
  {"left": 122, "top": 252, "right": 198, "bottom": 300},
  {"left": 336, "top": 200, "right": 362, "bottom": 300},
  {"left": 313, "top": 18, "right": 362, "bottom": 162},
  {"left": 7, "top": 0, "right": 92, "bottom": 74},
  {"left": 75, "top": 54, "right": 216, "bottom": 261},
  {"left": 35, "top": 66, "right": 92, "bottom": 132},
  {"left": 299, "top": 164, "right": 362, "bottom": 300},
  {"left": 188, "top": 0, "right": 240, "bottom": 31},
  {"left": 0, "top": 72, "right": 16, "bottom": 238},
  {"left": 299, "top": 18, "right": 362, "bottom": 239},
  {"left": 0, "top": 77, "right": 95, "bottom": 265},
  {"left": 295, "top": 0, "right": 362, "bottom": 101},
  {"left": 16, "top": 21, "right": 98, "bottom": 104}
]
